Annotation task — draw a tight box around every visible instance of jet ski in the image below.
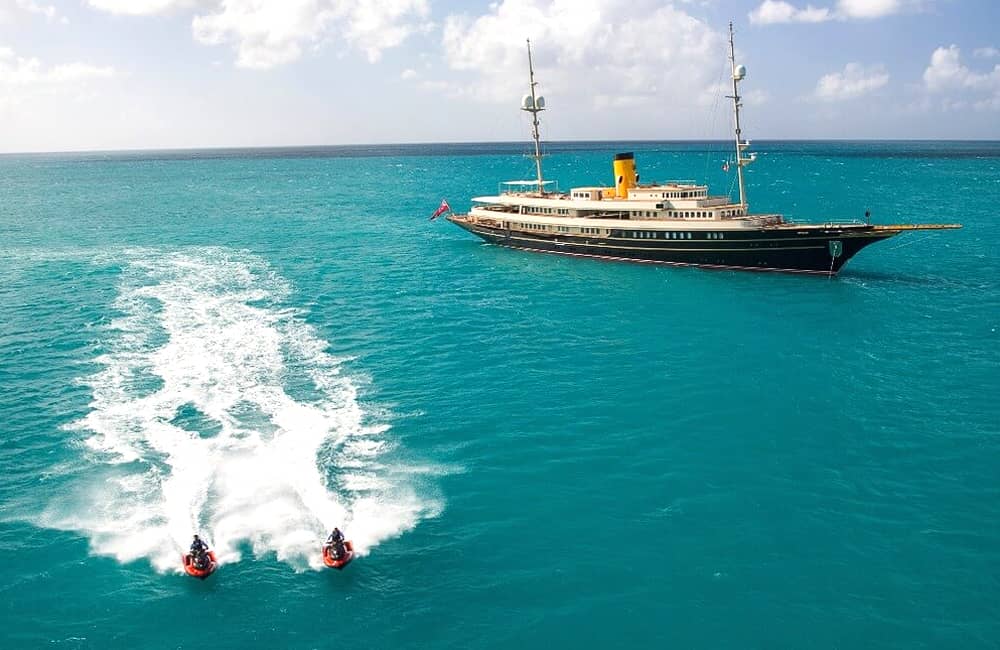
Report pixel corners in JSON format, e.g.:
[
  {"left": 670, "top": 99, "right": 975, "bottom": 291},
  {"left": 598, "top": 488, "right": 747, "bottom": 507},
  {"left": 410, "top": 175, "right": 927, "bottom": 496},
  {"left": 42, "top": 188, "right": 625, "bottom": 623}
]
[
  {"left": 322, "top": 540, "right": 354, "bottom": 569},
  {"left": 182, "top": 549, "right": 218, "bottom": 579}
]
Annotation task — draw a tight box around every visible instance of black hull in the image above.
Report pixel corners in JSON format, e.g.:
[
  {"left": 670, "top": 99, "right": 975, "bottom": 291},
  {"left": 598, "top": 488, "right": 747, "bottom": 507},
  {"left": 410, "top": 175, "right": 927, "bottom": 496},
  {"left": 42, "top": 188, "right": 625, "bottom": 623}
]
[{"left": 448, "top": 219, "right": 897, "bottom": 275}]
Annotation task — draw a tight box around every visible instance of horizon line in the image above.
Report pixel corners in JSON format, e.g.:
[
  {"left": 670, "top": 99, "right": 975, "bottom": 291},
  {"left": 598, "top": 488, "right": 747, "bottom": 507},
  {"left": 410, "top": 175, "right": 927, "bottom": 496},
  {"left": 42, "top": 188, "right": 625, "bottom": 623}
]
[{"left": 2, "top": 137, "right": 999, "bottom": 157}]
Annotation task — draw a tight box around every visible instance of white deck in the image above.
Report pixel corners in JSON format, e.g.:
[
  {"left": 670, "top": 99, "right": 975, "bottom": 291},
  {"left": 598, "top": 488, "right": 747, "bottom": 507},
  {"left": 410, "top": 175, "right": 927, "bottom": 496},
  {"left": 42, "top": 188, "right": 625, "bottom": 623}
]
[{"left": 467, "top": 206, "right": 787, "bottom": 230}]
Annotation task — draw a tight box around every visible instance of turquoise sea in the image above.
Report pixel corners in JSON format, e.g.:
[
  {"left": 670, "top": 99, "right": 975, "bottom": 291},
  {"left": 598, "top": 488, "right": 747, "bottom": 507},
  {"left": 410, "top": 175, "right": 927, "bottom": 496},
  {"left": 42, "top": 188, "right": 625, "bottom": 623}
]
[{"left": 1, "top": 140, "right": 998, "bottom": 648}]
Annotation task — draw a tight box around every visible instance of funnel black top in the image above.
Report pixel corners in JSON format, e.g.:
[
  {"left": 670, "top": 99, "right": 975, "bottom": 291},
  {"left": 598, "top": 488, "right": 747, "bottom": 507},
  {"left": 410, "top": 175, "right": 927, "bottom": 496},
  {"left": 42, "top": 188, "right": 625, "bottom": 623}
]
[{"left": 614, "top": 152, "right": 634, "bottom": 161}]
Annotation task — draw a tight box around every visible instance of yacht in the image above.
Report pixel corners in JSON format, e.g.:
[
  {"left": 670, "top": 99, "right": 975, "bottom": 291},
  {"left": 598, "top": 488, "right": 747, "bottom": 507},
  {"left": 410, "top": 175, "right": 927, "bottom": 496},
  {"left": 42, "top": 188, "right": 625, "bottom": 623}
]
[{"left": 446, "top": 24, "right": 961, "bottom": 276}]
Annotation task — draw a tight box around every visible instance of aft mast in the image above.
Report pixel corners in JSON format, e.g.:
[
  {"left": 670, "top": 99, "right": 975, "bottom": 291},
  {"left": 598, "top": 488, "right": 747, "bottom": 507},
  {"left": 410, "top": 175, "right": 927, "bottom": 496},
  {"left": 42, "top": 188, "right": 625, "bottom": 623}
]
[
  {"left": 727, "top": 22, "right": 754, "bottom": 211},
  {"left": 522, "top": 39, "right": 546, "bottom": 195}
]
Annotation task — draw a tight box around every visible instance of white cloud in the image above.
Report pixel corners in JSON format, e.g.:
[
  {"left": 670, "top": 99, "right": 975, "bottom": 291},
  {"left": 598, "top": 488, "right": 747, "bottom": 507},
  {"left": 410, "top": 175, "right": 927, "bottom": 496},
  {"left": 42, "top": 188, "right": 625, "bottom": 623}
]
[
  {"left": 15, "top": 0, "right": 59, "bottom": 20},
  {"left": 343, "top": 1, "right": 433, "bottom": 63},
  {"left": 749, "top": 0, "right": 914, "bottom": 24},
  {"left": 923, "top": 46, "right": 968, "bottom": 91},
  {"left": 191, "top": 1, "right": 339, "bottom": 69},
  {"left": 401, "top": 68, "right": 417, "bottom": 80},
  {"left": 836, "top": 0, "right": 901, "bottom": 19},
  {"left": 0, "top": 48, "right": 115, "bottom": 86},
  {"left": 813, "top": 62, "right": 888, "bottom": 101},
  {"left": 923, "top": 45, "right": 997, "bottom": 91},
  {"left": 85, "top": 0, "right": 204, "bottom": 15},
  {"left": 86, "top": 0, "right": 430, "bottom": 68},
  {"left": 0, "top": 47, "right": 115, "bottom": 140},
  {"left": 921, "top": 45, "right": 1000, "bottom": 111},
  {"left": 0, "top": 0, "right": 63, "bottom": 23},
  {"left": 440, "top": 0, "right": 725, "bottom": 110},
  {"left": 750, "top": 1, "right": 830, "bottom": 25},
  {"left": 973, "top": 47, "right": 999, "bottom": 59}
]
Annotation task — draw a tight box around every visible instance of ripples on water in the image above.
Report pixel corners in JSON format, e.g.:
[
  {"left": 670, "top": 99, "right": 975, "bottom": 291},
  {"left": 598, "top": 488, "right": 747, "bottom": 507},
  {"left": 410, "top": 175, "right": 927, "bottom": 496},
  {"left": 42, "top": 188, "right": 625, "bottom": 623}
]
[{"left": 0, "top": 142, "right": 997, "bottom": 648}]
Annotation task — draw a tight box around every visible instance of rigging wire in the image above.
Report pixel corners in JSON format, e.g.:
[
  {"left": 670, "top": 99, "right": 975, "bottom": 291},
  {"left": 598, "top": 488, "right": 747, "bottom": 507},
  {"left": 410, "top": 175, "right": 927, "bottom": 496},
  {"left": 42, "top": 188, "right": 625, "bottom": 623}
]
[{"left": 702, "top": 56, "right": 729, "bottom": 186}]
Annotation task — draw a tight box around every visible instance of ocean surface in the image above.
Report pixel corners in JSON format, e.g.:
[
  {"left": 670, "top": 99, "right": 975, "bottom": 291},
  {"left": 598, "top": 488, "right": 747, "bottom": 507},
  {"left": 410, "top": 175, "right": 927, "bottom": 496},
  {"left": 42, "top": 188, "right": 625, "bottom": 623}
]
[{"left": 1, "top": 140, "right": 998, "bottom": 649}]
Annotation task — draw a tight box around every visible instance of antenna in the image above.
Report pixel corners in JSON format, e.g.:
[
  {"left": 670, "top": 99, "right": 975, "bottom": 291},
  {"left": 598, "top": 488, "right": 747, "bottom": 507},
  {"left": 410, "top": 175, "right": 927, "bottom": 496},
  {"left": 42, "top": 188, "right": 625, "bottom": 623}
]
[
  {"left": 522, "top": 39, "right": 545, "bottom": 194},
  {"left": 727, "top": 22, "right": 754, "bottom": 212}
]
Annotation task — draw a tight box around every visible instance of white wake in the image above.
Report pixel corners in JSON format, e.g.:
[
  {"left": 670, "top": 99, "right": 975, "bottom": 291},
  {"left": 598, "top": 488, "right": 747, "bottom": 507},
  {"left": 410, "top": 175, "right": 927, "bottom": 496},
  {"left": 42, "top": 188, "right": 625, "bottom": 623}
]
[{"left": 44, "top": 248, "right": 439, "bottom": 572}]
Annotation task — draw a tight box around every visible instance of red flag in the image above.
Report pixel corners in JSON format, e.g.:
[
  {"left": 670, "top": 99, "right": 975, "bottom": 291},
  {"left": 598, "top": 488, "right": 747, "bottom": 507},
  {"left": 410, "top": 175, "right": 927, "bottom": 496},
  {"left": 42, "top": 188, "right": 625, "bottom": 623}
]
[{"left": 430, "top": 199, "right": 451, "bottom": 221}]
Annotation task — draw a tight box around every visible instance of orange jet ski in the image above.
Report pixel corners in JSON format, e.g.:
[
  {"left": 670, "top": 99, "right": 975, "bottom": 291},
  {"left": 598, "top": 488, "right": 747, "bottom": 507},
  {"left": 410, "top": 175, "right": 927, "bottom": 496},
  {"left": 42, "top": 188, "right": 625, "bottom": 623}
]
[
  {"left": 183, "top": 537, "right": 218, "bottom": 579},
  {"left": 322, "top": 540, "right": 354, "bottom": 569}
]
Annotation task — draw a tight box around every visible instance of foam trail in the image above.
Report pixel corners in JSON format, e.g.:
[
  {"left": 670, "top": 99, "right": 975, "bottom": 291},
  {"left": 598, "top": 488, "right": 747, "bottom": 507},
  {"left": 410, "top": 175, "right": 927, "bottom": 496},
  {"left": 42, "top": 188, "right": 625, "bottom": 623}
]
[{"left": 43, "top": 248, "right": 439, "bottom": 572}]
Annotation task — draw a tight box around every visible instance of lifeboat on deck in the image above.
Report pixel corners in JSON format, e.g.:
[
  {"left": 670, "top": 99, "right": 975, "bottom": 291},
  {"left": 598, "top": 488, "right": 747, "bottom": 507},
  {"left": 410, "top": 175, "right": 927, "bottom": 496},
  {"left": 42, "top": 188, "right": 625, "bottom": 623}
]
[
  {"left": 182, "top": 551, "right": 218, "bottom": 579},
  {"left": 322, "top": 541, "right": 354, "bottom": 570}
]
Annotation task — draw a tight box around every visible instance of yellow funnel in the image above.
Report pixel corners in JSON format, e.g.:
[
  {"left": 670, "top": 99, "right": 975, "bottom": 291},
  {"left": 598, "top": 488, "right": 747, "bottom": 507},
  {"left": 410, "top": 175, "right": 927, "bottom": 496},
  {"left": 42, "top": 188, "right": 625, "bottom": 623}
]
[{"left": 613, "top": 152, "right": 636, "bottom": 198}]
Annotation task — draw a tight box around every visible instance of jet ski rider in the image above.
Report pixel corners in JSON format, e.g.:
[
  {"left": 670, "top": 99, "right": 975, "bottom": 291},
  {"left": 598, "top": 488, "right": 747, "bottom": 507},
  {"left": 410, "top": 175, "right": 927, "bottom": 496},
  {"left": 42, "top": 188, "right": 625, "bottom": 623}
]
[
  {"left": 325, "top": 528, "right": 346, "bottom": 558},
  {"left": 190, "top": 535, "right": 210, "bottom": 568}
]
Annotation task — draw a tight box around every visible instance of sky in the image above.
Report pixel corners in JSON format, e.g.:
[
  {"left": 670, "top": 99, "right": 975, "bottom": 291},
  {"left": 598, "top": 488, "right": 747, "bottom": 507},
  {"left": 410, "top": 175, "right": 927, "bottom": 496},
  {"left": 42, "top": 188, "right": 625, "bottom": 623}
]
[{"left": 0, "top": 0, "right": 998, "bottom": 152}]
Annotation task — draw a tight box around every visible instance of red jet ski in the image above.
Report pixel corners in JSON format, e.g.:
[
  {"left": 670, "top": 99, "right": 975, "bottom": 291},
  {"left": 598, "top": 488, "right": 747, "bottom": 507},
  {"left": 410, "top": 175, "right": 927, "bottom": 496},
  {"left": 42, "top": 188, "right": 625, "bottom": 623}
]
[
  {"left": 182, "top": 550, "right": 218, "bottom": 579},
  {"left": 322, "top": 541, "right": 354, "bottom": 569}
]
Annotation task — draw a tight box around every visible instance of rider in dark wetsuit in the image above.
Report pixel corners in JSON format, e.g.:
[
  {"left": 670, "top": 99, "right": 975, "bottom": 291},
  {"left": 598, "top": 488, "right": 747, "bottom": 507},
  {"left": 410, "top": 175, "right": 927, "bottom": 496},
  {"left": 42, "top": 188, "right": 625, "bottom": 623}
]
[
  {"left": 325, "top": 528, "right": 346, "bottom": 559},
  {"left": 190, "top": 535, "right": 211, "bottom": 569}
]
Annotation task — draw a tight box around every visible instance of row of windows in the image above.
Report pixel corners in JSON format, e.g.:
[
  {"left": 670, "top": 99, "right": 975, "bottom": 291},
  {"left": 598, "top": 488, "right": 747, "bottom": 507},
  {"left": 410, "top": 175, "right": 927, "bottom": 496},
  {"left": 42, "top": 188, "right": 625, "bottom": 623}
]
[
  {"left": 520, "top": 208, "right": 744, "bottom": 219},
  {"left": 611, "top": 230, "right": 693, "bottom": 240},
  {"left": 609, "top": 230, "right": 730, "bottom": 240},
  {"left": 570, "top": 190, "right": 708, "bottom": 200},
  {"left": 658, "top": 191, "right": 705, "bottom": 199},
  {"left": 525, "top": 207, "right": 572, "bottom": 216},
  {"left": 627, "top": 210, "right": 713, "bottom": 219},
  {"left": 513, "top": 222, "right": 605, "bottom": 235},
  {"left": 635, "top": 210, "right": 743, "bottom": 219},
  {"left": 510, "top": 223, "right": 728, "bottom": 241},
  {"left": 668, "top": 209, "right": 743, "bottom": 219}
]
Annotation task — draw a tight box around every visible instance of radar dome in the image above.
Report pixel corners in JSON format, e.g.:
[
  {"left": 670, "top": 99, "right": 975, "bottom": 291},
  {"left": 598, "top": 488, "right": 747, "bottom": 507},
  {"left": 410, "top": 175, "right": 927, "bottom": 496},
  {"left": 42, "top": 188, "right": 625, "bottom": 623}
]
[
  {"left": 521, "top": 95, "right": 533, "bottom": 110},
  {"left": 536, "top": 96, "right": 545, "bottom": 108},
  {"left": 734, "top": 65, "right": 746, "bottom": 81}
]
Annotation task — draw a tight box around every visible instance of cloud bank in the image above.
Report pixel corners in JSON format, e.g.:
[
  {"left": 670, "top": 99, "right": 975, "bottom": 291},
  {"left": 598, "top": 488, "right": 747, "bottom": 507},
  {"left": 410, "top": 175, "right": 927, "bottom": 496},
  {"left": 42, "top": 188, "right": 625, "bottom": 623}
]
[
  {"left": 923, "top": 45, "right": 1000, "bottom": 110},
  {"left": 0, "top": 47, "right": 114, "bottom": 86},
  {"left": 750, "top": 0, "right": 914, "bottom": 24},
  {"left": 441, "top": 0, "right": 725, "bottom": 111},
  {"left": 86, "top": 0, "right": 430, "bottom": 68}
]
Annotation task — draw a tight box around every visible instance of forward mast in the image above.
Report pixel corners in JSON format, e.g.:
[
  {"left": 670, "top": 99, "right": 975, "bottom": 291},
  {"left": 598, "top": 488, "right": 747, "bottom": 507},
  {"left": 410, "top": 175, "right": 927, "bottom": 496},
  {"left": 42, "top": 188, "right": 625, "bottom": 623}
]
[
  {"left": 522, "top": 39, "right": 546, "bottom": 194},
  {"left": 727, "top": 22, "right": 755, "bottom": 211}
]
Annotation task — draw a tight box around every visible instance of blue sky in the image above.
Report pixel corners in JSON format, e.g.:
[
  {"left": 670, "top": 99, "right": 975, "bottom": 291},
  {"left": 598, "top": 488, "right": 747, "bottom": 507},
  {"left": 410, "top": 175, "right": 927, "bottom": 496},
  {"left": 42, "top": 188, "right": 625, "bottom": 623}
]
[{"left": 0, "top": 0, "right": 997, "bottom": 152}]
